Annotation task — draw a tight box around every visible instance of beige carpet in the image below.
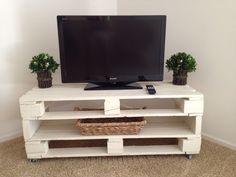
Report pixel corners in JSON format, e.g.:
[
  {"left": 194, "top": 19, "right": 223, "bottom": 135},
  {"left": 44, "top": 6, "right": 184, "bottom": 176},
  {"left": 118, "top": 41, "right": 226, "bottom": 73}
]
[{"left": 0, "top": 137, "right": 235, "bottom": 177}]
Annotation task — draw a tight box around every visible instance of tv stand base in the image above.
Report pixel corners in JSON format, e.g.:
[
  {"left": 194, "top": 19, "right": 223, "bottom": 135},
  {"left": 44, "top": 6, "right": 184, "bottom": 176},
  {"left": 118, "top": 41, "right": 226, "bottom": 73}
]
[
  {"left": 84, "top": 82, "right": 142, "bottom": 90},
  {"left": 19, "top": 82, "right": 204, "bottom": 160}
]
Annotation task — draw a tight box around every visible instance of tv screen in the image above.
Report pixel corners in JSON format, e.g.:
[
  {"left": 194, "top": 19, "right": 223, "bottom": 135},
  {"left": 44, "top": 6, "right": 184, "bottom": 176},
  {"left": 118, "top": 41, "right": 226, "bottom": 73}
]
[{"left": 57, "top": 16, "right": 166, "bottom": 89}]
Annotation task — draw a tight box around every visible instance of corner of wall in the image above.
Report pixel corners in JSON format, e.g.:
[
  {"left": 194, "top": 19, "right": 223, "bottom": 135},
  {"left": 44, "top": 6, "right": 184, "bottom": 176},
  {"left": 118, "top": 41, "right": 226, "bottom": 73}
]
[{"left": 202, "top": 133, "right": 236, "bottom": 151}]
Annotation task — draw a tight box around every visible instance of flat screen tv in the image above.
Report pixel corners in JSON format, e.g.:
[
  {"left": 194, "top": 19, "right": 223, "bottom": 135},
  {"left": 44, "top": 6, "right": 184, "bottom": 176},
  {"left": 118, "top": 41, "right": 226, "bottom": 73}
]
[{"left": 57, "top": 15, "right": 166, "bottom": 90}]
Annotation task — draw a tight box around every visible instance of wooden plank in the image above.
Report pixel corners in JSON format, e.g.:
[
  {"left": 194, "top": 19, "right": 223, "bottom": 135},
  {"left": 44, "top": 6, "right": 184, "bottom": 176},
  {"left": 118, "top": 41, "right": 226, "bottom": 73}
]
[
  {"left": 25, "top": 141, "right": 48, "bottom": 154},
  {"left": 20, "top": 101, "right": 45, "bottom": 118},
  {"left": 43, "top": 145, "right": 183, "bottom": 158},
  {"left": 30, "top": 120, "right": 196, "bottom": 141},
  {"left": 186, "top": 116, "right": 202, "bottom": 135},
  {"left": 124, "top": 145, "right": 183, "bottom": 155},
  {"left": 22, "top": 120, "right": 41, "bottom": 140},
  {"left": 183, "top": 100, "right": 204, "bottom": 113},
  {"left": 45, "top": 147, "right": 107, "bottom": 158},
  {"left": 107, "top": 138, "right": 123, "bottom": 154},
  {"left": 19, "top": 82, "right": 203, "bottom": 103},
  {"left": 38, "top": 109, "right": 188, "bottom": 120},
  {"left": 25, "top": 141, "right": 48, "bottom": 159},
  {"left": 195, "top": 116, "right": 202, "bottom": 135},
  {"left": 175, "top": 99, "right": 204, "bottom": 114},
  {"left": 178, "top": 137, "right": 201, "bottom": 154},
  {"left": 104, "top": 98, "right": 120, "bottom": 115}
]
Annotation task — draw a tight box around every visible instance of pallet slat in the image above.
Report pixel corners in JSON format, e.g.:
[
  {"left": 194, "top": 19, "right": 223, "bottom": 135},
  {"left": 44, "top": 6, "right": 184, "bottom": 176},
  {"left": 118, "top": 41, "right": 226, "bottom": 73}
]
[
  {"left": 20, "top": 83, "right": 203, "bottom": 103},
  {"left": 30, "top": 120, "right": 196, "bottom": 141},
  {"left": 38, "top": 109, "right": 188, "bottom": 120},
  {"left": 44, "top": 145, "right": 183, "bottom": 158}
]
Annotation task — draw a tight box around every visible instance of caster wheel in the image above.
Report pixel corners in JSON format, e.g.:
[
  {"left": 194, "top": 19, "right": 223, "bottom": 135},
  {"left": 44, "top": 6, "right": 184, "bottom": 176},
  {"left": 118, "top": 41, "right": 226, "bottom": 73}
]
[
  {"left": 186, "top": 154, "right": 192, "bottom": 160},
  {"left": 29, "top": 159, "right": 39, "bottom": 162}
]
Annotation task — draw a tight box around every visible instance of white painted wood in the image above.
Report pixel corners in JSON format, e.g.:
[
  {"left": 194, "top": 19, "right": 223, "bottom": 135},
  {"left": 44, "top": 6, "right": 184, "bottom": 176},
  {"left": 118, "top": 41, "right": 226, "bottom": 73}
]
[
  {"left": 195, "top": 116, "right": 202, "bottom": 135},
  {"left": 104, "top": 98, "right": 120, "bottom": 115},
  {"left": 25, "top": 141, "right": 48, "bottom": 159},
  {"left": 19, "top": 82, "right": 204, "bottom": 159},
  {"left": 184, "top": 100, "right": 204, "bottom": 113},
  {"left": 43, "top": 145, "right": 183, "bottom": 158},
  {"left": 188, "top": 97, "right": 203, "bottom": 101},
  {"left": 186, "top": 116, "right": 202, "bottom": 135},
  {"left": 22, "top": 120, "right": 41, "bottom": 140},
  {"left": 30, "top": 120, "right": 196, "bottom": 141},
  {"left": 20, "top": 101, "right": 45, "bottom": 118},
  {"left": 107, "top": 138, "right": 123, "bottom": 154},
  {"left": 45, "top": 147, "right": 107, "bottom": 158},
  {"left": 175, "top": 98, "right": 204, "bottom": 114},
  {"left": 188, "top": 113, "right": 203, "bottom": 116},
  {"left": 178, "top": 137, "right": 201, "bottom": 154},
  {"left": 25, "top": 141, "right": 48, "bottom": 154},
  {"left": 36, "top": 109, "right": 188, "bottom": 120},
  {"left": 124, "top": 145, "right": 183, "bottom": 155},
  {"left": 19, "top": 82, "right": 203, "bottom": 103},
  {"left": 108, "top": 137, "right": 125, "bottom": 142}
]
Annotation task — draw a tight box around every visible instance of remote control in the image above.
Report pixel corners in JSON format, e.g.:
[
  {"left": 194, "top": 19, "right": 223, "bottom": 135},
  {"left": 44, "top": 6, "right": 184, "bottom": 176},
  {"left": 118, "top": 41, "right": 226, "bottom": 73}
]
[{"left": 146, "top": 85, "right": 156, "bottom": 95}]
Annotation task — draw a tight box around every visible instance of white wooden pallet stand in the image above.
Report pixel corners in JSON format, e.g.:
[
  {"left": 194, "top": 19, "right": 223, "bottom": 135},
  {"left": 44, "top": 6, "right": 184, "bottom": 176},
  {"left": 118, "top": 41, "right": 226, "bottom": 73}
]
[{"left": 19, "top": 82, "right": 204, "bottom": 161}]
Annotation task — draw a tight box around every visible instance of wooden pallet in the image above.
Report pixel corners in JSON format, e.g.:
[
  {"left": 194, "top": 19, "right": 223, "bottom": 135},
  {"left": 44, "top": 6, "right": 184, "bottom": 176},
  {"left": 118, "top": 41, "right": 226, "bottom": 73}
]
[{"left": 19, "top": 82, "right": 204, "bottom": 160}]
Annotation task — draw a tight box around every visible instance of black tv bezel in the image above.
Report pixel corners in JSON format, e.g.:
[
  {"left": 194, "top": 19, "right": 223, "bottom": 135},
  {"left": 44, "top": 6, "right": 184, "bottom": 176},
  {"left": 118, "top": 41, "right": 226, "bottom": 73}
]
[{"left": 57, "top": 15, "right": 166, "bottom": 84}]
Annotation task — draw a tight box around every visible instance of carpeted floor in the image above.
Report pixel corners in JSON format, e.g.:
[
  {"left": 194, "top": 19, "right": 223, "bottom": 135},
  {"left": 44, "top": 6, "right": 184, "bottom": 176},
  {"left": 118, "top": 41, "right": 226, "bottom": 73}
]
[{"left": 0, "top": 137, "right": 235, "bottom": 177}]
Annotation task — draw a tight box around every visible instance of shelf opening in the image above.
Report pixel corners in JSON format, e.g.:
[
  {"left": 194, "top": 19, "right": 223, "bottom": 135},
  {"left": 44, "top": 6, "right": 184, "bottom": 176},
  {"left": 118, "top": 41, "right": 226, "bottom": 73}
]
[
  {"left": 45, "top": 100, "right": 105, "bottom": 112},
  {"left": 49, "top": 139, "right": 107, "bottom": 149},
  {"left": 124, "top": 138, "right": 178, "bottom": 146},
  {"left": 120, "top": 98, "right": 176, "bottom": 109},
  {"left": 48, "top": 138, "right": 178, "bottom": 149}
]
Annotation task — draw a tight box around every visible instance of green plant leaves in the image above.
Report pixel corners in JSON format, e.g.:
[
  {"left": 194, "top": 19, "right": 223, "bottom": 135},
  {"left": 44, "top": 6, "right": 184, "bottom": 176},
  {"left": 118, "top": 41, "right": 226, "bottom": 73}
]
[
  {"left": 29, "top": 53, "right": 59, "bottom": 73},
  {"left": 166, "top": 52, "right": 197, "bottom": 74}
]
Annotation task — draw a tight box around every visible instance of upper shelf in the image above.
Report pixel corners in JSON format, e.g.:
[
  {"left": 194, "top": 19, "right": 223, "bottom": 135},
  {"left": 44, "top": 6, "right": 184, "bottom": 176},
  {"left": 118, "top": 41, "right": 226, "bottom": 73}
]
[{"left": 20, "top": 82, "right": 203, "bottom": 103}]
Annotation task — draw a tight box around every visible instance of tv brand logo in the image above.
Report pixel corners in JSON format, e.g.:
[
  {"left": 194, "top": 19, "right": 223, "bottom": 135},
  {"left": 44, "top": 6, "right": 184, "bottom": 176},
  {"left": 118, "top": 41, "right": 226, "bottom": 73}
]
[{"left": 109, "top": 77, "right": 117, "bottom": 80}]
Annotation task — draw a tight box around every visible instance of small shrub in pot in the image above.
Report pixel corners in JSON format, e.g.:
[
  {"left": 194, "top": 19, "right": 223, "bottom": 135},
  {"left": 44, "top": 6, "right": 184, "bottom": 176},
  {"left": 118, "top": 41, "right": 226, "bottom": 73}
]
[
  {"left": 29, "top": 53, "right": 59, "bottom": 88},
  {"left": 166, "top": 52, "right": 197, "bottom": 85}
]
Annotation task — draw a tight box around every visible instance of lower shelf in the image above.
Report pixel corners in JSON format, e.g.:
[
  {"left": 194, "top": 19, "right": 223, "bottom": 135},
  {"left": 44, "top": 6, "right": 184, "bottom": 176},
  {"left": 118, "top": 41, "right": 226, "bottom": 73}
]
[
  {"left": 31, "top": 119, "right": 195, "bottom": 141},
  {"left": 44, "top": 145, "right": 184, "bottom": 158}
]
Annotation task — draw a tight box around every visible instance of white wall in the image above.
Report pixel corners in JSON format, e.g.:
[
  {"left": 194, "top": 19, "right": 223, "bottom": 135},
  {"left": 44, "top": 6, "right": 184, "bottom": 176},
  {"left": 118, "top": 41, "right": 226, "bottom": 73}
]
[
  {"left": 0, "top": 0, "right": 117, "bottom": 142},
  {"left": 0, "top": 0, "right": 236, "bottom": 149},
  {"left": 118, "top": 0, "right": 236, "bottom": 148}
]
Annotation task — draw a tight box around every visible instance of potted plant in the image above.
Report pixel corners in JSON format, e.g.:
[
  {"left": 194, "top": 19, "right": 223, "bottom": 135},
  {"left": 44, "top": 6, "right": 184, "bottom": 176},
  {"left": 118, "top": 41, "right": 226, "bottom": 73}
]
[
  {"left": 29, "top": 53, "right": 59, "bottom": 88},
  {"left": 166, "top": 52, "right": 197, "bottom": 85}
]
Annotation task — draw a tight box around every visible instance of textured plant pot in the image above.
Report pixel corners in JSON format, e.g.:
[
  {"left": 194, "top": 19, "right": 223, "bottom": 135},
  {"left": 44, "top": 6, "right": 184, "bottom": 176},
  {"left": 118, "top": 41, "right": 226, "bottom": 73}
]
[
  {"left": 37, "top": 72, "right": 52, "bottom": 88},
  {"left": 173, "top": 71, "right": 188, "bottom": 85}
]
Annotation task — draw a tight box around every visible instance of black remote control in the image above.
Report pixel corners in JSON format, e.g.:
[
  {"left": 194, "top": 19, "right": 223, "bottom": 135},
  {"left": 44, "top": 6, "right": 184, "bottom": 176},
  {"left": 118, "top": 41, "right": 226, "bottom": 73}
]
[{"left": 146, "top": 85, "right": 156, "bottom": 95}]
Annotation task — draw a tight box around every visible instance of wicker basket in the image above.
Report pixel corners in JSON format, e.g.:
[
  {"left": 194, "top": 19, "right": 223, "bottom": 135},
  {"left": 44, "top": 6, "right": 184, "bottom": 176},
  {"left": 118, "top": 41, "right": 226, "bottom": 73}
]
[{"left": 76, "top": 117, "right": 146, "bottom": 135}]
